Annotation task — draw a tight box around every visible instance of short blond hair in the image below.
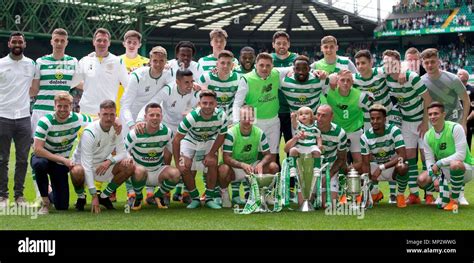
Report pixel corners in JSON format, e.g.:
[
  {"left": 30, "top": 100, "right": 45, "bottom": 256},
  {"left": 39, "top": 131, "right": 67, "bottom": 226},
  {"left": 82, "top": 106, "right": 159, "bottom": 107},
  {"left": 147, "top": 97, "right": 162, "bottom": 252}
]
[
  {"left": 149, "top": 46, "right": 167, "bottom": 58},
  {"left": 52, "top": 28, "right": 68, "bottom": 37},
  {"left": 298, "top": 106, "right": 314, "bottom": 116},
  {"left": 54, "top": 91, "right": 73, "bottom": 104}
]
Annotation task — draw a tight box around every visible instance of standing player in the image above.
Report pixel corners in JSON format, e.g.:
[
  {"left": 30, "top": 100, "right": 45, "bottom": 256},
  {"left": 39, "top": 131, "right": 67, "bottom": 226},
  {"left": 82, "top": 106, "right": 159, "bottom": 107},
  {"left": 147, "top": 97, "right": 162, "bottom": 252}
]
[
  {"left": 71, "top": 100, "right": 135, "bottom": 213},
  {"left": 32, "top": 92, "right": 92, "bottom": 214},
  {"left": 323, "top": 70, "right": 372, "bottom": 172},
  {"left": 0, "top": 32, "right": 37, "bottom": 207},
  {"left": 233, "top": 53, "right": 281, "bottom": 163},
  {"left": 30, "top": 28, "right": 78, "bottom": 205},
  {"left": 417, "top": 102, "right": 472, "bottom": 210},
  {"left": 457, "top": 69, "right": 474, "bottom": 148},
  {"left": 120, "top": 46, "right": 173, "bottom": 204},
  {"left": 71, "top": 28, "right": 129, "bottom": 116},
  {"left": 234, "top": 47, "right": 256, "bottom": 77},
  {"left": 172, "top": 90, "right": 227, "bottom": 209},
  {"left": 197, "top": 29, "right": 238, "bottom": 73},
  {"left": 311, "top": 35, "right": 357, "bottom": 74},
  {"left": 315, "top": 105, "right": 348, "bottom": 205},
  {"left": 218, "top": 106, "right": 279, "bottom": 207},
  {"left": 116, "top": 30, "right": 149, "bottom": 114},
  {"left": 168, "top": 41, "right": 202, "bottom": 82},
  {"left": 384, "top": 50, "right": 432, "bottom": 205},
  {"left": 421, "top": 48, "right": 469, "bottom": 130},
  {"left": 360, "top": 104, "right": 409, "bottom": 208},
  {"left": 126, "top": 103, "right": 180, "bottom": 210},
  {"left": 199, "top": 50, "right": 239, "bottom": 122},
  {"left": 280, "top": 55, "right": 329, "bottom": 114}
]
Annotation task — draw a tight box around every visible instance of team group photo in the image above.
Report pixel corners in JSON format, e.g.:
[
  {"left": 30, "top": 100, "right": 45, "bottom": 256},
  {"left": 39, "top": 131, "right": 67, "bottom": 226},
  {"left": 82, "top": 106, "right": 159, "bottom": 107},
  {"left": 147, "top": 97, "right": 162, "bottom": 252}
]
[{"left": 1, "top": 0, "right": 474, "bottom": 237}]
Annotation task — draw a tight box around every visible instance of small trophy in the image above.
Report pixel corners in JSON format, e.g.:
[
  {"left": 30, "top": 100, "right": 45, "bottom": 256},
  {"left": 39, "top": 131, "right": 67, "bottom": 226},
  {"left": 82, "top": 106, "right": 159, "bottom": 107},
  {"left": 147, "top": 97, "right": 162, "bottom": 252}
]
[{"left": 346, "top": 168, "right": 361, "bottom": 209}]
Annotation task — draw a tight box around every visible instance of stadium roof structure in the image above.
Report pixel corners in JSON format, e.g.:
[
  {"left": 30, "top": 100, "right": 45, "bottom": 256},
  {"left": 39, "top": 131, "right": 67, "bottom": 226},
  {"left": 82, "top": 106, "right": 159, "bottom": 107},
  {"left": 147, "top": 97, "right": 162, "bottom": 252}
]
[{"left": 0, "top": 0, "right": 377, "bottom": 45}]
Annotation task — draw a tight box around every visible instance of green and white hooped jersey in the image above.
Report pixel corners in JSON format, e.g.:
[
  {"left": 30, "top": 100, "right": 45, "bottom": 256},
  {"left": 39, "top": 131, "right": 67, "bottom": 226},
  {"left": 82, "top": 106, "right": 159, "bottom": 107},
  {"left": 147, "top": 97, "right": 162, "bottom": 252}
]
[
  {"left": 125, "top": 123, "right": 173, "bottom": 171},
  {"left": 34, "top": 112, "right": 92, "bottom": 158},
  {"left": 360, "top": 123, "right": 405, "bottom": 164},
  {"left": 199, "top": 71, "right": 239, "bottom": 118},
  {"left": 386, "top": 70, "right": 427, "bottom": 122},
  {"left": 178, "top": 107, "right": 228, "bottom": 143},
  {"left": 316, "top": 122, "right": 347, "bottom": 164},
  {"left": 197, "top": 54, "right": 239, "bottom": 73},
  {"left": 33, "top": 54, "right": 78, "bottom": 112},
  {"left": 280, "top": 73, "right": 329, "bottom": 113},
  {"left": 296, "top": 122, "right": 321, "bottom": 148},
  {"left": 353, "top": 67, "right": 392, "bottom": 118}
]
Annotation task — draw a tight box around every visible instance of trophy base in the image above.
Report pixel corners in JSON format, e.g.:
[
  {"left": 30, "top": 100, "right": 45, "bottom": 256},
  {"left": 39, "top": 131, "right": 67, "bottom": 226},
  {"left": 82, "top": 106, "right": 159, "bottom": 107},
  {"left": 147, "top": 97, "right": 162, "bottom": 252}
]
[
  {"left": 299, "top": 200, "right": 314, "bottom": 212},
  {"left": 255, "top": 194, "right": 272, "bottom": 213}
]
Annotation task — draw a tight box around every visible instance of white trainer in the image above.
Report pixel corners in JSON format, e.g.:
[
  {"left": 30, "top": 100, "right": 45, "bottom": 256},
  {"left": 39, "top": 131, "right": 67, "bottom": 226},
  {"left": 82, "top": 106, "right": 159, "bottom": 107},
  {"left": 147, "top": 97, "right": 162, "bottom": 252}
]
[{"left": 458, "top": 192, "right": 469, "bottom": 206}]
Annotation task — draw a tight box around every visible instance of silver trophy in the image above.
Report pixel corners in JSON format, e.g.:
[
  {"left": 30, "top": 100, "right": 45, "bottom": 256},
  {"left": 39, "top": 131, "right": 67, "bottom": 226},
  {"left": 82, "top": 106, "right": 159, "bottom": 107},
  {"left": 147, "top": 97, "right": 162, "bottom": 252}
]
[
  {"left": 253, "top": 173, "right": 278, "bottom": 212},
  {"left": 345, "top": 168, "right": 371, "bottom": 209},
  {"left": 296, "top": 153, "right": 318, "bottom": 212}
]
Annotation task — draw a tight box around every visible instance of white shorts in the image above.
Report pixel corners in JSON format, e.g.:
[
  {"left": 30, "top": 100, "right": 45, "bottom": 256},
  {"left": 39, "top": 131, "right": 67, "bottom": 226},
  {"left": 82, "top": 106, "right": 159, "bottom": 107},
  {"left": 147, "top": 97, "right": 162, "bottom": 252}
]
[
  {"left": 293, "top": 145, "right": 321, "bottom": 154},
  {"left": 440, "top": 163, "right": 473, "bottom": 184},
  {"left": 145, "top": 165, "right": 169, "bottom": 186},
  {"left": 346, "top": 129, "right": 363, "bottom": 153},
  {"left": 401, "top": 120, "right": 424, "bottom": 149},
  {"left": 180, "top": 139, "right": 214, "bottom": 171},
  {"left": 370, "top": 162, "right": 396, "bottom": 181},
  {"left": 254, "top": 117, "right": 280, "bottom": 154},
  {"left": 231, "top": 161, "right": 259, "bottom": 182},
  {"left": 31, "top": 110, "right": 49, "bottom": 134},
  {"left": 93, "top": 163, "right": 116, "bottom": 183}
]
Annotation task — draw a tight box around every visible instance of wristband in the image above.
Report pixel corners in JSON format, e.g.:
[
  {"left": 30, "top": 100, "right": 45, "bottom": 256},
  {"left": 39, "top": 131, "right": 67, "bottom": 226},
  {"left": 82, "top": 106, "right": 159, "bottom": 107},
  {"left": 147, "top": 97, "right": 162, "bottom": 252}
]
[
  {"left": 108, "top": 158, "right": 116, "bottom": 165},
  {"left": 379, "top": 164, "right": 386, "bottom": 171}
]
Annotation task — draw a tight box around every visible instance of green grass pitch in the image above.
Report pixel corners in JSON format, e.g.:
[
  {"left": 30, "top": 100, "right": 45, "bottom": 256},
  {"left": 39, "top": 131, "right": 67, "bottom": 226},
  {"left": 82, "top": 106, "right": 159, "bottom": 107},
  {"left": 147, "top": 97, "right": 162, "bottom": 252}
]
[{"left": 1, "top": 141, "right": 473, "bottom": 230}]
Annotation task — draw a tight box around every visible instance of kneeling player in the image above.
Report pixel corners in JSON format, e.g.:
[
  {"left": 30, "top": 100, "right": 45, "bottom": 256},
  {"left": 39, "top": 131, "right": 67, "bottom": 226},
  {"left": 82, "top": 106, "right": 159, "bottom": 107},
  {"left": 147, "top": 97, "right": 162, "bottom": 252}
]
[
  {"left": 71, "top": 100, "right": 135, "bottom": 213},
  {"left": 284, "top": 106, "right": 323, "bottom": 205},
  {"left": 218, "top": 106, "right": 279, "bottom": 207},
  {"left": 127, "top": 103, "right": 180, "bottom": 210},
  {"left": 360, "top": 104, "right": 409, "bottom": 208}
]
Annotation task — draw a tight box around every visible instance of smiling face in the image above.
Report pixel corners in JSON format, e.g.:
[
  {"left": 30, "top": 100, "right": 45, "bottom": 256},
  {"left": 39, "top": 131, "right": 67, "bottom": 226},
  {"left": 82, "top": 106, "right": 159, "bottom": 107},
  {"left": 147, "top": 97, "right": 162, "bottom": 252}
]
[
  {"left": 256, "top": 58, "right": 273, "bottom": 78},
  {"left": 199, "top": 95, "right": 217, "bottom": 118},
  {"left": 355, "top": 56, "right": 372, "bottom": 76},
  {"left": 217, "top": 56, "right": 233, "bottom": 76},
  {"left": 177, "top": 47, "right": 193, "bottom": 68},
  {"left": 294, "top": 60, "right": 310, "bottom": 82},
  {"left": 145, "top": 106, "right": 162, "bottom": 130},
  {"left": 150, "top": 52, "right": 167, "bottom": 74},
  {"left": 8, "top": 35, "right": 26, "bottom": 56},
  {"left": 123, "top": 36, "right": 141, "bottom": 55},
  {"left": 176, "top": 75, "right": 194, "bottom": 95},
  {"left": 272, "top": 36, "right": 290, "bottom": 56},
  {"left": 369, "top": 110, "right": 386, "bottom": 132},
  {"left": 240, "top": 51, "right": 255, "bottom": 71},
  {"left": 54, "top": 99, "right": 72, "bottom": 121},
  {"left": 427, "top": 106, "right": 446, "bottom": 127},
  {"left": 422, "top": 56, "right": 440, "bottom": 75},
  {"left": 93, "top": 32, "right": 110, "bottom": 56},
  {"left": 321, "top": 43, "right": 338, "bottom": 58}
]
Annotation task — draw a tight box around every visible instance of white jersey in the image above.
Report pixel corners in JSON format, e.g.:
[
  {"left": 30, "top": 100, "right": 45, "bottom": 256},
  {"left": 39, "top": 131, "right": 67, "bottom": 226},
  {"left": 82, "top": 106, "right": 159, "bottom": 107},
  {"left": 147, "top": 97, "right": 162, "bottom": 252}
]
[
  {"left": 72, "top": 120, "right": 127, "bottom": 194},
  {"left": 136, "top": 83, "right": 200, "bottom": 132},
  {"left": 71, "top": 52, "right": 129, "bottom": 115},
  {"left": 168, "top": 59, "right": 202, "bottom": 82},
  {"left": 120, "top": 66, "right": 173, "bottom": 127}
]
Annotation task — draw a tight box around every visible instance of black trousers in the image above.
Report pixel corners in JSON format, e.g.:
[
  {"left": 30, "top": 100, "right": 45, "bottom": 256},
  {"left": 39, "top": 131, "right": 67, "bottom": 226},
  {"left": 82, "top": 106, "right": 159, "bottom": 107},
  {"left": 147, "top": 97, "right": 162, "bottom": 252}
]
[
  {"left": 31, "top": 155, "right": 70, "bottom": 210},
  {"left": 278, "top": 112, "right": 296, "bottom": 188}
]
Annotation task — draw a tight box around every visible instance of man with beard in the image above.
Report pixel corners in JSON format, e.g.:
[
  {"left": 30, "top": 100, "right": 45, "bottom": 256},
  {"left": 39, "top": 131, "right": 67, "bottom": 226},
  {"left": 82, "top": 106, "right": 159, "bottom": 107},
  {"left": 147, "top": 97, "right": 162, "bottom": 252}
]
[{"left": 0, "top": 32, "right": 37, "bottom": 207}]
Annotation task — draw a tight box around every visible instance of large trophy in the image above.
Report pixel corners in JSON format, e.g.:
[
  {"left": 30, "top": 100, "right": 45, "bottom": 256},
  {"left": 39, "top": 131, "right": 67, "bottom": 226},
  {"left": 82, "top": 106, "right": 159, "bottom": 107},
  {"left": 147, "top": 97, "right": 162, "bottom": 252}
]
[
  {"left": 253, "top": 173, "right": 278, "bottom": 212},
  {"left": 296, "top": 153, "right": 318, "bottom": 211}
]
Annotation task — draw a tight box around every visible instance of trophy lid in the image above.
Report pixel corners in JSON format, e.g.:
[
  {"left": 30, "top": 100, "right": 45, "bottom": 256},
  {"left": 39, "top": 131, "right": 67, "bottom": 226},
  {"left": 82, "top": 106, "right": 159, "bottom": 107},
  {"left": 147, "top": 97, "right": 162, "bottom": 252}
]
[{"left": 347, "top": 168, "right": 360, "bottom": 178}]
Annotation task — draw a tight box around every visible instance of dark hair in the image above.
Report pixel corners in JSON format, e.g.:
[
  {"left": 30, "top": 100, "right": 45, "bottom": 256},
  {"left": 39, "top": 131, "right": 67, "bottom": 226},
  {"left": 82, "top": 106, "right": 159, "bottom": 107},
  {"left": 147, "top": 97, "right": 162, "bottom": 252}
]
[
  {"left": 272, "top": 31, "right": 290, "bottom": 43},
  {"left": 354, "top": 49, "right": 372, "bottom": 61},
  {"left": 382, "top": 50, "right": 401, "bottom": 61},
  {"left": 176, "top": 68, "right": 193, "bottom": 79},
  {"left": 100, "top": 100, "right": 116, "bottom": 110},
  {"left": 240, "top": 46, "right": 255, "bottom": 55},
  {"left": 427, "top": 101, "right": 445, "bottom": 112},
  {"left": 145, "top": 102, "right": 162, "bottom": 114},
  {"left": 369, "top": 104, "right": 387, "bottom": 117},
  {"left": 175, "top": 41, "right": 196, "bottom": 56},
  {"left": 93, "top": 28, "right": 111, "bottom": 39},
  {"left": 293, "top": 55, "right": 310, "bottom": 65},
  {"left": 199, "top": 89, "right": 217, "bottom": 100},
  {"left": 256, "top": 52, "right": 273, "bottom": 63},
  {"left": 9, "top": 31, "right": 25, "bottom": 41}
]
